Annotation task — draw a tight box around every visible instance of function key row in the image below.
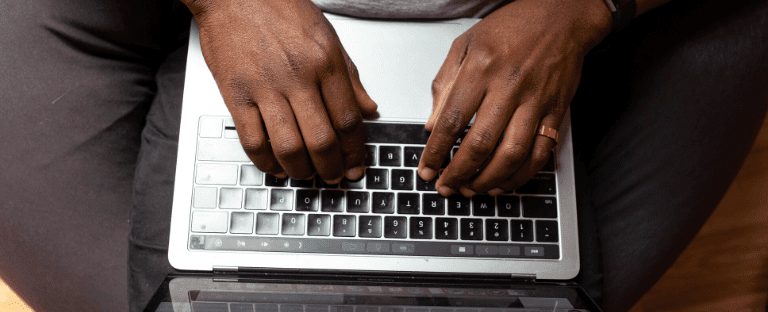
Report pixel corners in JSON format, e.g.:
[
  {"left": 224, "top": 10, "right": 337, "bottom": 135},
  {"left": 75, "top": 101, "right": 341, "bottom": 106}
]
[
  {"left": 191, "top": 211, "right": 559, "bottom": 243},
  {"left": 190, "top": 235, "right": 560, "bottom": 259}
]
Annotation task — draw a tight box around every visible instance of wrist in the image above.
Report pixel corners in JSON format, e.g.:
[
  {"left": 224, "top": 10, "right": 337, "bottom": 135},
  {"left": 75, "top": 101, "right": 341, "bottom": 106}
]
[{"left": 571, "top": 0, "right": 614, "bottom": 52}]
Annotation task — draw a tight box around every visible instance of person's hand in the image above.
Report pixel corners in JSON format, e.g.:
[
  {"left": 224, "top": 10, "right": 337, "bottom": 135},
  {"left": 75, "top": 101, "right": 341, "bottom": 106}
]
[
  {"left": 418, "top": 0, "right": 612, "bottom": 197},
  {"left": 182, "top": 0, "right": 377, "bottom": 183}
]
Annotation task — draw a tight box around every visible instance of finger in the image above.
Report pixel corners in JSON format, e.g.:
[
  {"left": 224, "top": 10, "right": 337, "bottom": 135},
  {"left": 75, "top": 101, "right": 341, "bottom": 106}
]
[
  {"left": 319, "top": 57, "right": 367, "bottom": 180},
  {"left": 229, "top": 101, "right": 285, "bottom": 177},
  {"left": 418, "top": 61, "right": 486, "bottom": 184},
  {"left": 434, "top": 90, "right": 517, "bottom": 196},
  {"left": 256, "top": 91, "right": 315, "bottom": 179},
  {"left": 489, "top": 114, "right": 560, "bottom": 195},
  {"left": 426, "top": 36, "right": 468, "bottom": 131},
  {"left": 287, "top": 88, "right": 345, "bottom": 184},
  {"left": 340, "top": 46, "right": 378, "bottom": 115},
  {"left": 218, "top": 77, "right": 285, "bottom": 177},
  {"left": 462, "top": 102, "right": 543, "bottom": 196}
]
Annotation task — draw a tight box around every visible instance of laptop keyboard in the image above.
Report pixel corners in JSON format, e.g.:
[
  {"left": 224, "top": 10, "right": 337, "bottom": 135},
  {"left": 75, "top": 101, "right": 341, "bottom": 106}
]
[{"left": 188, "top": 116, "right": 560, "bottom": 260}]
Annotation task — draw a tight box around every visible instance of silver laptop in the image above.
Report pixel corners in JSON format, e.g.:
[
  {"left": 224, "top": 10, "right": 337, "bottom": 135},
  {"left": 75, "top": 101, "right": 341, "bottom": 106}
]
[{"left": 160, "top": 13, "right": 592, "bottom": 312}]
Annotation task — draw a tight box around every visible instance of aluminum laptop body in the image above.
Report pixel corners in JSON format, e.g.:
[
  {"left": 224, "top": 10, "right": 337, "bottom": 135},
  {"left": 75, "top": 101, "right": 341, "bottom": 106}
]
[{"left": 168, "top": 12, "right": 581, "bottom": 293}]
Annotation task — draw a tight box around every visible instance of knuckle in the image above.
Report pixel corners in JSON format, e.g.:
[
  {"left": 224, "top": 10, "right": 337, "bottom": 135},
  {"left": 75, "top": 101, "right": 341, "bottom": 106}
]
[
  {"left": 223, "top": 75, "right": 254, "bottom": 108},
  {"left": 498, "top": 141, "right": 529, "bottom": 166},
  {"left": 435, "top": 107, "right": 466, "bottom": 138},
  {"left": 306, "top": 129, "right": 338, "bottom": 155},
  {"left": 272, "top": 137, "right": 306, "bottom": 160},
  {"left": 334, "top": 110, "right": 363, "bottom": 134},
  {"left": 239, "top": 136, "right": 269, "bottom": 155},
  {"left": 464, "top": 129, "right": 497, "bottom": 158}
]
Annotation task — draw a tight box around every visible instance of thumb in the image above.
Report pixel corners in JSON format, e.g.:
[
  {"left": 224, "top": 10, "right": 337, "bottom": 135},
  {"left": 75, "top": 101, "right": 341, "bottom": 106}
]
[
  {"left": 341, "top": 46, "right": 378, "bottom": 115},
  {"left": 426, "top": 37, "right": 466, "bottom": 131}
]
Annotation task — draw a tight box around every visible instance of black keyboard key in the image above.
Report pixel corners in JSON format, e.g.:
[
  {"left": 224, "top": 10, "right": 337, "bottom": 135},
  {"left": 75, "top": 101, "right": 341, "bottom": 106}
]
[
  {"left": 447, "top": 195, "right": 470, "bottom": 216},
  {"left": 296, "top": 190, "right": 319, "bottom": 211},
  {"left": 410, "top": 217, "right": 433, "bottom": 239},
  {"left": 341, "top": 176, "right": 364, "bottom": 189},
  {"left": 333, "top": 215, "right": 356, "bottom": 237},
  {"left": 422, "top": 193, "right": 445, "bottom": 215},
  {"left": 397, "top": 193, "right": 420, "bottom": 214},
  {"left": 497, "top": 195, "right": 520, "bottom": 217},
  {"left": 472, "top": 195, "right": 495, "bottom": 216},
  {"left": 379, "top": 145, "right": 402, "bottom": 167},
  {"left": 307, "top": 214, "right": 331, "bottom": 236},
  {"left": 265, "top": 174, "right": 289, "bottom": 187},
  {"left": 290, "top": 178, "right": 314, "bottom": 188},
  {"left": 541, "top": 152, "right": 555, "bottom": 172},
  {"left": 522, "top": 196, "right": 557, "bottom": 218},
  {"left": 511, "top": 220, "right": 534, "bottom": 242},
  {"left": 416, "top": 171, "right": 438, "bottom": 191},
  {"left": 391, "top": 169, "right": 414, "bottom": 190},
  {"left": 515, "top": 173, "right": 556, "bottom": 195},
  {"left": 365, "top": 145, "right": 377, "bottom": 166},
  {"left": 315, "top": 175, "right": 338, "bottom": 189},
  {"left": 321, "top": 190, "right": 344, "bottom": 212},
  {"left": 435, "top": 217, "right": 458, "bottom": 240},
  {"left": 372, "top": 192, "right": 395, "bottom": 214},
  {"left": 384, "top": 216, "right": 407, "bottom": 238},
  {"left": 346, "top": 191, "right": 370, "bottom": 213},
  {"left": 485, "top": 219, "right": 509, "bottom": 241},
  {"left": 404, "top": 146, "right": 423, "bottom": 167},
  {"left": 365, "top": 168, "right": 388, "bottom": 190},
  {"left": 536, "top": 220, "right": 559, "bottom": 242},
  {"left": 359, "top": 216, "right": 382, "bottom": 238},
  {"left": 460, "top": 218, "right": 483, "bottom": 240}
]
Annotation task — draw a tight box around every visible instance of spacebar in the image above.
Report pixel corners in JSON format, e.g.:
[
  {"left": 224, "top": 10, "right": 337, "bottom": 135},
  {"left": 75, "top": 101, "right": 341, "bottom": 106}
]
[{"left": 188, "top": 235, "right": 559, "bottom": 259}]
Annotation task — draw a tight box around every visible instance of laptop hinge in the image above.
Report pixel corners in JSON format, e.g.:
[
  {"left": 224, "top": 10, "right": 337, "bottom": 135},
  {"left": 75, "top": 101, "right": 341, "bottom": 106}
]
[
  {"left": 213, "top": 266, "right": 239, "bottom": 274},
  {"left": 510, "top": 273, "right": 537, "bottom": 283},
  {"left": 213, "top": 267, "right": 527, "bottom": 285}
]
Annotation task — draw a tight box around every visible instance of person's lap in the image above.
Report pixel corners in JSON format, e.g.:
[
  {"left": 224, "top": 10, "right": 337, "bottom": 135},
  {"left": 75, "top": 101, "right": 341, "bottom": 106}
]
[{"left": 0, "top": 0, "right": 765, "bottom": 311}]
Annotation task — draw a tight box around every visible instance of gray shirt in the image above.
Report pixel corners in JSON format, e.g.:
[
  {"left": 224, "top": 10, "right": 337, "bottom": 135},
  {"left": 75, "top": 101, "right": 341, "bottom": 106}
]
[{"left": 312, "top": 0, "right": 507, "bottom": 19}]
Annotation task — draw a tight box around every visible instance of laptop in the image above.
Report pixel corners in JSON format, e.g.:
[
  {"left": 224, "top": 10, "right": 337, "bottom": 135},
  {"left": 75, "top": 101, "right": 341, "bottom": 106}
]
[{"left": 151, "top": 12, "right": 597, "bottom": 312}]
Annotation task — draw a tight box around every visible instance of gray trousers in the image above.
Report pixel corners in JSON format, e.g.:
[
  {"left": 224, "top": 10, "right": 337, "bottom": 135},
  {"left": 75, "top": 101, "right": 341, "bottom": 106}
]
[{"left": 0, "top": 0, "right": 766, "bottom": 311}]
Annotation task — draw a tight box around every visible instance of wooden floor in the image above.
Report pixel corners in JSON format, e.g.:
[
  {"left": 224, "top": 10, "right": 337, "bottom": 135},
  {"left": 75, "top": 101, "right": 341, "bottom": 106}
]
[
  {"left": 2, "top": 115, "right": 767, "bottom": 312},
  {"left": 629, "top": 112, "right": 768, "bottom": 312}
]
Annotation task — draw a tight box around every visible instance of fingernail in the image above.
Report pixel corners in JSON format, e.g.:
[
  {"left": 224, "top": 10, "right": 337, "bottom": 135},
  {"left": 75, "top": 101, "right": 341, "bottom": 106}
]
[
  {"left": 459, "top": 187, "right": 476, "bottom": 198},
  {"left": 326, "top": 176, "right": 343, "bottom": 185},
  {"left": 488, "top": 188, "right": 505, "bottom": 196},
  {"left": 274, "top": 172, "right": 288, "bottom": 179},
  {"left": 437, "top": 185, "right": 455, "bottom": 196},
  {"left": 419, "top": 167, "right": 437, "bottom": 181},
  {"left": 345, "top": 166, "right": 364, "bottom": 180}
]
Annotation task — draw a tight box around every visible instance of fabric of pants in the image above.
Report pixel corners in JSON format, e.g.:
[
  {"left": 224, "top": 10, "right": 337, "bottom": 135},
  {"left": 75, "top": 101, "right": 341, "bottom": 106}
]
[{"left": 0, "top": 0, "right": 765, "bottom": 311}]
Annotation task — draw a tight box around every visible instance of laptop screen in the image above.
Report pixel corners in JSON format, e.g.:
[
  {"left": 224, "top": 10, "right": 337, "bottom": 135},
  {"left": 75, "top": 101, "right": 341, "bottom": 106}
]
[{"left": 144, "top": 275, "right": 600, "bottom": 312}]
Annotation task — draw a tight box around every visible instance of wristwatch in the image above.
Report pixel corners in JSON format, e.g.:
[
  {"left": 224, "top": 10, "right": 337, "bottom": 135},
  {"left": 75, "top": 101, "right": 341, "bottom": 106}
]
[{"left": 602, "top": 0, "right": 637, "bottom": 33}]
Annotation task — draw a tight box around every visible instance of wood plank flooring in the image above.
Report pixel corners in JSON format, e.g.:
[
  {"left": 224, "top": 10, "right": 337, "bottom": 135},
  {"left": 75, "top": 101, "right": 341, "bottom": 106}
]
[{"left": 629, "top": 113, "right": 768, "bottom": 312}]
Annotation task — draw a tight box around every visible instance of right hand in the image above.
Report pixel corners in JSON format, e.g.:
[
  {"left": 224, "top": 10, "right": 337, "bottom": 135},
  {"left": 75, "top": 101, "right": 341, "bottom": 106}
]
[{"left": 182, "top": 0, "right": 378, "bottom": 183}]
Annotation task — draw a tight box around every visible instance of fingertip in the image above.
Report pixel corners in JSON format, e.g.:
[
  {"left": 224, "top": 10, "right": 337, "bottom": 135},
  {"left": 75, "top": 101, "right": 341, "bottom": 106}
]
[
  {"left": 488, "top": 188, "right": 505, "bottom": 197},
  {"left": 459, "top": 187, "right": 476, "bottom": 198},
  {"left": 436, "top": 185, "right": 455, "bottom": 197},
  {"left": 345, "top": 166, "right": 364, "bottom": 180},
  {"left": 418, "top": 167, "right": 437, "bottom": 181}
]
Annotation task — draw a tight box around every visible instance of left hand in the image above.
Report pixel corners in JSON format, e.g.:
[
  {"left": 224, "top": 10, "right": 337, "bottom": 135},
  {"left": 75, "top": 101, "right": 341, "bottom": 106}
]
[{"left": 418, "top": 0, "right": 612, "bottom": 197}]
